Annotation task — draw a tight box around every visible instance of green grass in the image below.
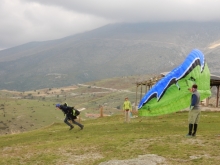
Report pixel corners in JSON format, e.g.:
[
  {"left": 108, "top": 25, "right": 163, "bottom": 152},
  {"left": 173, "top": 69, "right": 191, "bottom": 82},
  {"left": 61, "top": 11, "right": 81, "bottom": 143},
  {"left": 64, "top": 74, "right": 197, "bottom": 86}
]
[
  {"left": 1, "top": 75, "right": 219, "bottom": 164},
  {"left": 1, "top": 111, "right": 220, "bottom": 165},
  {"left": 0, "top": 98, "right": 61, "bottom": 134},
  {"left": 0, "top": 76, "right": 139, "bottom": 135}
]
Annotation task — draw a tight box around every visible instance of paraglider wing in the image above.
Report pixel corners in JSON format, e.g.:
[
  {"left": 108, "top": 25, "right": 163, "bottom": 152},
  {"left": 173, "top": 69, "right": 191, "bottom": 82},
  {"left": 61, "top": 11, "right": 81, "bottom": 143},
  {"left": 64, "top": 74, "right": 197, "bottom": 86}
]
[{"left": 138, "top": 49, "right": 211, "bottom": 116}]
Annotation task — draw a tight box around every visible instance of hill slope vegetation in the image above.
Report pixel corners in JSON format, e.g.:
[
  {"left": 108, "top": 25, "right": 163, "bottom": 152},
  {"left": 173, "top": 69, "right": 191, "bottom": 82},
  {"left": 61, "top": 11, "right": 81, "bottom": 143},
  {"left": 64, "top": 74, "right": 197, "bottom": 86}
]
[{"left": 1, "top": 112, "right": 220, "bottom": 165}]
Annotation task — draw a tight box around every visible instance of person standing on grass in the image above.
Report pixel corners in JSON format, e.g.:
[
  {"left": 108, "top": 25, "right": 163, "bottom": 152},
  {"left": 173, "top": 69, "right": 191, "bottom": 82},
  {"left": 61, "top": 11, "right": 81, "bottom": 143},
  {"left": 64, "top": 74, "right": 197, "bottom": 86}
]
[
  {"left": 186, "top": 84, "right": 201, "bottom": 137},
  {"left": 123, "top": 97, "right": 132, "bottom": 123},
  {"left": 56, "top": 104, "right": 84, "bottom": 130}
]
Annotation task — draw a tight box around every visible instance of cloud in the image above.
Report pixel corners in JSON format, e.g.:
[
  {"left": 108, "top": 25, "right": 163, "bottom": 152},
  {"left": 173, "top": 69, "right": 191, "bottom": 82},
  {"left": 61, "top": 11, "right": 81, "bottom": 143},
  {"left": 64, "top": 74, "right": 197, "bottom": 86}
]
[
  {"left": 23, "top": 0, "right": 220, "bottom": 22},
  {"left": 1, "top": 0, "right": 220, "bottom": 49},
  {"left": 0, "top": 0, "right": 111, "bottom": 49}
]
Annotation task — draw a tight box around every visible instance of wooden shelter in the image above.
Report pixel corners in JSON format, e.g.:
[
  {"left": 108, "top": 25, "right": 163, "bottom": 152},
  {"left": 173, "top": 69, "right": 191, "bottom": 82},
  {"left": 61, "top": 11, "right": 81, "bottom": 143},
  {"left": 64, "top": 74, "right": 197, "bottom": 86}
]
[
  {"left": 210, "top": 74, "right": 220, "bottom": 107},
  {"left": 135, "top": 73, "right": 220, "bottom": 109}
]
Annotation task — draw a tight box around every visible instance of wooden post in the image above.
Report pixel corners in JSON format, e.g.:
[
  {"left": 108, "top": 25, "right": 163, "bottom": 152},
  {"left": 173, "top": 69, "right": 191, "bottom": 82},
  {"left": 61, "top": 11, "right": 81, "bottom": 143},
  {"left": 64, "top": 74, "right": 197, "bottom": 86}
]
[
  {"left": 145, "top": 82, "right": 148, "bottom": 93},
  {"left": 140, "top": 84, "right": 142, "bottom": 102},
  {"left": 205, "top": 97, "right": 209, "bottom": 106},
  {"left": 135, "top": 85, "right": 138, "bottom": 110},
  {"left": 100, "top": 105, "right": 103, "bottom": 117},
  {"left": 216, "top": 85, "right": 219, "bottom": 107}
]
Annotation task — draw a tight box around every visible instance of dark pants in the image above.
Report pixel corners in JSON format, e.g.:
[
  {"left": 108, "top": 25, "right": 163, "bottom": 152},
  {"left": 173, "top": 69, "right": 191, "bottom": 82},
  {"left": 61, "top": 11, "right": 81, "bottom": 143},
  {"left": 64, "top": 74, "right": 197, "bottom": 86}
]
[{"left": 64, "top": 114, "right": 83, "bottom": 128}]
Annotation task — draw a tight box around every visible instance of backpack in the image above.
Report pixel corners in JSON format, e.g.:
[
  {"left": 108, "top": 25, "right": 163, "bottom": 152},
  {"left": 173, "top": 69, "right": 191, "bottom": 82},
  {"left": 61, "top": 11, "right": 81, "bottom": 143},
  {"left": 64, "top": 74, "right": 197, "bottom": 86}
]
[
  {"left": 63, "top": 102, "right": 68, "bottom": 106},
  {"left": 73, "top": 109, "right": 80, "bottom": 116}
]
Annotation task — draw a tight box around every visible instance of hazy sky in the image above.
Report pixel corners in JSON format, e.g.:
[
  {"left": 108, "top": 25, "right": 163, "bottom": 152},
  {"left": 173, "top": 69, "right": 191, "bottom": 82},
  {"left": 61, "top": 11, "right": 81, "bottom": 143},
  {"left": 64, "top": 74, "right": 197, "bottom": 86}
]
[{"left": 1, "top": 0, "right": 220, "bottom": 50}]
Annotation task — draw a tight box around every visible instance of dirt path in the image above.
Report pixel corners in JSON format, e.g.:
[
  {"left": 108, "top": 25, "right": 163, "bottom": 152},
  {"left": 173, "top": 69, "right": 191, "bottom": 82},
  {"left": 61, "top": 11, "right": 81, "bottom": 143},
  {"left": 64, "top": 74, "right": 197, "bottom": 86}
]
[{"left": 77, "top": 84, "right": 134, "bottom": 93}]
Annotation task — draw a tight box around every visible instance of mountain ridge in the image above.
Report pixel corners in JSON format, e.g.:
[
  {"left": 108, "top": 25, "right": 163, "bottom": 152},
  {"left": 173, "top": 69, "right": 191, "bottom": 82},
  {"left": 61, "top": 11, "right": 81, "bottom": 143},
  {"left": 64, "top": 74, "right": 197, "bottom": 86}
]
[{"left": 0, "top": 22, "right": 220, "bottom": 91}]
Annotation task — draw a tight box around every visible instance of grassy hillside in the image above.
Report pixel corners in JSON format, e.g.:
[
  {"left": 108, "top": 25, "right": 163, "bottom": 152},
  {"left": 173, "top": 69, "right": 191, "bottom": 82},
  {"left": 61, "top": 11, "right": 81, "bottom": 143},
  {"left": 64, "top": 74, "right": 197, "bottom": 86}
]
[
  {"left": 1, "top": 75, "right": 220, "bottom": 164},
  {"left": 0, "top": 74, "right": 219, "bottom": 136},
  {"left": 1, "top": 112, "right": 220, "bottom": 165},
  {"left": 0, "top": 75, "right": 153, "bottom": 135},
  {"left": 0, "top": 98, "right": 61, "bottom": 135}
]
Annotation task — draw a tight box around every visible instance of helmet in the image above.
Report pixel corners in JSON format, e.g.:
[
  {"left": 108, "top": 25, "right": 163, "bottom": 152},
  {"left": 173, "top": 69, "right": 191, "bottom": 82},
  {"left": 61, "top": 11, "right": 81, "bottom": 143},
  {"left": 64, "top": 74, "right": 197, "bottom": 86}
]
[{"left": 55, "top": 104, "right": 60, "bottom": 108}]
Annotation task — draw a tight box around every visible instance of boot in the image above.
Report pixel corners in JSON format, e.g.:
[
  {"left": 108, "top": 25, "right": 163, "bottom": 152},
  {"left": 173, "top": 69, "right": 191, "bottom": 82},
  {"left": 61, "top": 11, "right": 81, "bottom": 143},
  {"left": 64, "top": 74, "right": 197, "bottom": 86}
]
[
  {"left": 69, "top": 125, "right": 74, "bottom": 130},
  {"left": 192, "top": 124, "right": 198, "bottom": 136},
  {"left": 186, "top": 124, "right": 193, "bottom": 137}
]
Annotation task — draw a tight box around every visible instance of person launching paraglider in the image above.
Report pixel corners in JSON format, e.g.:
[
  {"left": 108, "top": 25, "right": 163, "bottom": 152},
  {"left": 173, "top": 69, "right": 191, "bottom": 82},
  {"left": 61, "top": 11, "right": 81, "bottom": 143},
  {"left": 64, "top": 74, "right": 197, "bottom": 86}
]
[
  {"left": 55, "top": 103, "right": 84, "bottom": 130},
  {"left": 186, "top": 84, "right": 201, "bottom": 137}
]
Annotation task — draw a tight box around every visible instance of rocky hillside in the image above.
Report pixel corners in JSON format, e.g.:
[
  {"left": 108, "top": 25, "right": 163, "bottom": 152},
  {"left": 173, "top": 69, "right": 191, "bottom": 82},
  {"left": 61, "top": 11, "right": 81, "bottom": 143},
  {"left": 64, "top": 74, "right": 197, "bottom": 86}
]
[{"left": 0, "top": 22, "right": 220, "bottom": 91}]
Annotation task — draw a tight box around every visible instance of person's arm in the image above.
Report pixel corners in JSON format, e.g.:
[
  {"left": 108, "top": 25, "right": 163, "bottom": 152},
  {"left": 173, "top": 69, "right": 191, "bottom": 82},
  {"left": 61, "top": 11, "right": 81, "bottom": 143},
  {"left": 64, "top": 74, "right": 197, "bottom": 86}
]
[
  {"left": 190, "top": 94, "right": 197, "bottom": 110},
  {"left": 59, "top": 106, "right": 66, "bottom": 115}
]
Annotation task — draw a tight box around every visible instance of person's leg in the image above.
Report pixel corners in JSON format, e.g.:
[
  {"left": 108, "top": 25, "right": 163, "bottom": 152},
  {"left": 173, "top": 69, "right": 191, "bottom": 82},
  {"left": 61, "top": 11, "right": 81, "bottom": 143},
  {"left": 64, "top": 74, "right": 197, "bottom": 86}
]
[
  {"left": 192, "top": 110, "right": 201, "bottom": 136},
  {"left": 128, "top": 111, "right": 130, "bottom": 122},
  {"left": 72, "top": 119, "right": 84, "bottom": 129},
  {"left": 192, "top": 124, "right": 197, "bottom": 136},
  {"left": 187, "top": 124, "right": 193, "bottom": 136},
  {"left": 126, "top": 110, "right": 129, "bottom": 122},
  {"left": 64, "top": 115, "right": 74, "bottom": 130},
  {"left": 124, "top": 111, "right": 127, "bottom": 122},
  {"left": 187, "top": 110, "right": 194, "bottom": 136}
]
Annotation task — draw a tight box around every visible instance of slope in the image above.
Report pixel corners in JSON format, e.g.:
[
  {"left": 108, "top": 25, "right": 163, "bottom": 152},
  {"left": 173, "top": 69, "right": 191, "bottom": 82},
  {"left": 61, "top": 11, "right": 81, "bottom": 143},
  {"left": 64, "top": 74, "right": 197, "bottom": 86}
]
[{"left": 1, "top": 112, "right": 220, "bottom": 165}]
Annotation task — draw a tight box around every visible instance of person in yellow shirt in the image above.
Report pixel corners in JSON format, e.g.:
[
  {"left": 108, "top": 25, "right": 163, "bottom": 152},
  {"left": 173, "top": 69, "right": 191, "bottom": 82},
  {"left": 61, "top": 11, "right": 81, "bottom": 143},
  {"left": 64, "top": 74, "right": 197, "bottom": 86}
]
[{"left": 123, "top": 97, "right": 132, "bottom": 123}]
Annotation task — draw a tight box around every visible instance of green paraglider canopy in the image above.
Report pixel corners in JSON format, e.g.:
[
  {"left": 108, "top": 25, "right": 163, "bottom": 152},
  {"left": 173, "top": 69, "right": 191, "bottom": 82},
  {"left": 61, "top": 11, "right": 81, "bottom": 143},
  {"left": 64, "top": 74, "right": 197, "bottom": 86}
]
[{"left": 138, "top": 49, "right": 211, "bottom": 116}]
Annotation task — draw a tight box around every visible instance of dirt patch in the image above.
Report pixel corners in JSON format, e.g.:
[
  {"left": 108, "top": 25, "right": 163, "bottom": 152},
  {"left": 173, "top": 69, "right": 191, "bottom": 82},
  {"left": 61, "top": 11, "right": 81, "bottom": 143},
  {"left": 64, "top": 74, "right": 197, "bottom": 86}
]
[
  {"left": 99, "top": 154, "right": 167, "bottom": 165},
  {"left": 181, "top": 138, "right": 205, "bottom": 146}
]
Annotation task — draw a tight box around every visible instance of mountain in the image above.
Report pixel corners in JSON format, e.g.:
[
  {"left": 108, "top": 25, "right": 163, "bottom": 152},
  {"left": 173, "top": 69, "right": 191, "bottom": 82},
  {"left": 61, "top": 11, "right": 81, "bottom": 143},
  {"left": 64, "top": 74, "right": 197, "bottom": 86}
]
[{"left": 0, "top": 22, "right": 220, "bottom": 91}]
